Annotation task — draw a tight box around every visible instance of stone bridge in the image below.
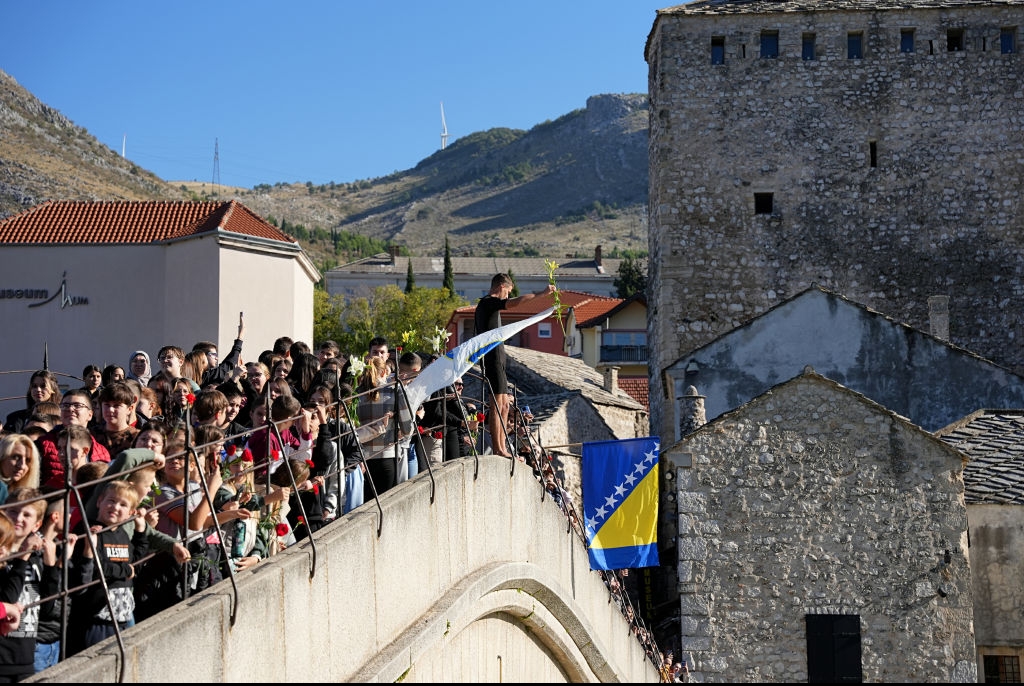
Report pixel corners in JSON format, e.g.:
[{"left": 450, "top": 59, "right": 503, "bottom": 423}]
[{"left": 32, "top": 455, "right": 658, "bottom": 683}]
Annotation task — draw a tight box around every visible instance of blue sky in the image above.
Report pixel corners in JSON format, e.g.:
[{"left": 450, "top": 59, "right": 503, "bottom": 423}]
[{"left": 2, "top": 1, "right": 670, "bottom": 189}]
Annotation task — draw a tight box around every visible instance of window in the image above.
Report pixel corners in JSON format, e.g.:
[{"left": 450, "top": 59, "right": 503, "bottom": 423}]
[
  {"left": 948, "top": 28, "right": 964, "bottom": 51},
  {"left": 537, "top": 323, "right": 552, "bottom": 339},
  {"left": 754, "top": 192, "right": 774, "bottom": 215},
  {"left": 711, "top": 36, "right": 725, "bottom": 64},
  {"left": 848, "top": 32, "right": 863, "bottom": 59},
  {"left": 761, "top": 31, "right": 779, "bottom": 58},
  {"left": 806, "top": 614, "right": 862, "bottom": 683},
  {"left": 602, "top": 331, "right": 647, "bottom": 347},
  {"left": 802, "top": 33, "right": 816, "bottom": 60},
  {"left": 900, "top": 29, "right": 915, "bottom": 53},
  {"left": 869, "top": 141, "right": 877, "bottom": 168},
  {"left": 984, "top": 655, "right": 1021, "bottom": 683},
  {"left": 1001, "top": 27, "right": 1017, "bottom": 54}
]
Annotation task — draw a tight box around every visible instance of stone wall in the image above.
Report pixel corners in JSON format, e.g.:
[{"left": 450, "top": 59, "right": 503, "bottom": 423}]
[
  {"left": 666, "top": 372, "right": 976, "bottom": 682},
  {"left": 647, "top": 3, "right": 1024, "bottom": 442}
]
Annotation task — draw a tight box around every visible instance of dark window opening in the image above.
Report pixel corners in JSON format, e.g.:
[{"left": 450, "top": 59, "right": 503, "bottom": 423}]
[
  {"left": 711, "top": 37, "right": 725, "bottom": 64},
  {"left": 806, "top": 614, "right": 863, "bottom": 683},
  {"left": 741, "top": 43, "right": 747, "bottom": 59},
  {"left": 948, "top": 29, "right": 964, "bottom": 52},
  {"left": 761, "top": 31, "right": 779, "bottom": 58},
  {"left": 984, "top": 655, "right": 1021, "bottom": 683},
  {"left": 929, "top": 39, "right": 935, "bottom": 54},
  {"left": 754, "top": 193, "right": 774, "bottom": 215},
  {"left": 869, "top": 141, "right": 878, "bottom": 168},
  {"left": 802, "top": 33, "right": 816, "bottom": 60},
  {"left": 983, "top": 37, "right": 988, "bottom": 51},
  {"left": 848, "top": 33, "right": 863, "bottom": 59},
  {"left": 900, "top": 29, "right": 915, "bottom": 53},
  {"left": 1001, "top": 27, "right": 1017, "bottom": 54}
]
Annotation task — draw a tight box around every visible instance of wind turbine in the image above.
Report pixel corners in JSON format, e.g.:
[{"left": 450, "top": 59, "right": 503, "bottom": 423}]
[{"left": 440, "top": 102, "right": 449, "bottom": 150}]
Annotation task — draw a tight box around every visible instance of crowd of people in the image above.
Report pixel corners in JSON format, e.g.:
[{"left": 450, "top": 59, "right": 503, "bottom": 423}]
[{"left": 0, "top": 311, "right": 672, "bottom": 679}]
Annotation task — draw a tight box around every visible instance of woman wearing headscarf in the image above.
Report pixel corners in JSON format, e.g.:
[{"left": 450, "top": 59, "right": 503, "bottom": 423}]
[{"left": 127, "top": 350, "right": 153, "bottom": 387}]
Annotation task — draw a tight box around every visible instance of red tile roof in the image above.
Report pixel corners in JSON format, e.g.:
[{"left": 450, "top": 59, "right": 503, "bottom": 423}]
[
  {"left": 0, "top": 200, "right": 297, "bottom": 245},
  {"left": 618, "top": 376, "right": 650, "bottom": 413},
  {"left": 572, "top": 297, "right": 625, "bottom": 328},
  {"left": 452, "top": 290, "right": 620, "bottom": 317}
]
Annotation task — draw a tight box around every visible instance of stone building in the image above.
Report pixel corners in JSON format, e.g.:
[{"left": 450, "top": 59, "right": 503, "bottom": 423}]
[
  {"left": 646, "top": 0, "right": 1024, "bottom": 444},
  {"left": 662, "top": 285, "right": 1024, "bottom": 438},
  {"left": 661, "top": 369, "right": 976, "bottom": 682},
  {"left": 937, "top": 410, "right": 1024, "bottom": 682}
]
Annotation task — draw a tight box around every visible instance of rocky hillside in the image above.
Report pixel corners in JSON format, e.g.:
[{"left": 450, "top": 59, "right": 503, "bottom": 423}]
[{"left": 0, "top": 68, "right": 649, "bottom": 263}]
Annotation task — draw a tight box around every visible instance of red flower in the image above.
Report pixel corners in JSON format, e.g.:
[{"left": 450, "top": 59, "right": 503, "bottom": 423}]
[
  {"left": 186, "top": 393, "right": 196, "bottom": 405},
  {"left": 312, "top": 483, "right": 319, "bottom": 495},
  {"left": 226, "top": 444, "right": 237, "bottom": 457},
  {"left": 417, "top": 425, "right": 426, "bottom": 434},
  {"left": 305, "top": 458, "right": 315, "bottom": 468},
  {"left": 432, "top": 430, "right": 443, "bottom": 440},
  {"left": 275, "top": 522, "right": 289, "bottom": 537},
  {"left": 242, "top": 448, "right": 254, "bottom": 463},
  {"left": 297, "top": 516, "right": 306, "bottom": 525},
  {"left": 272, "top": 449, "right": 281, "bottom": 461},
  {"left": 476, "top": 413, "right": 486, "bottom": 422}
]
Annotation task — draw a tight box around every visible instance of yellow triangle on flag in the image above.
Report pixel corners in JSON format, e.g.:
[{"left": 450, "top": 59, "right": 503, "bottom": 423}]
[{"left": 590, "top": 464, "right": 659, "bottom": 550}]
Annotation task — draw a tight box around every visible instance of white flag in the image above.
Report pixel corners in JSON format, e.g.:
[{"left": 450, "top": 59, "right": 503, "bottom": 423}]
[{"left": 404, "top": 307, "right": 555, "bottom": 411}]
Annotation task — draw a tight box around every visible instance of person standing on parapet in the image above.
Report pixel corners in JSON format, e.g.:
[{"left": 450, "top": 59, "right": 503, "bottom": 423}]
[{"left": 474, "top": 274, "right": 553, "bottom": 459}]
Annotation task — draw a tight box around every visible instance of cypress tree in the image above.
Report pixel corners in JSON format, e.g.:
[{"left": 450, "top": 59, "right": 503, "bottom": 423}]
[
  {"left": 405, "top": 259, "right": 415, "bottom": 293},
  {"left": 443, "top": 235, "right": 455, "bottom": 294}
]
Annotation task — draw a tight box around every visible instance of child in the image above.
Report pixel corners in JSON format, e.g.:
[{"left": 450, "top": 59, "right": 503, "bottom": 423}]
[
  {"left": 67, "top": 480, "right": 149, "bottom": 655},
  {"left": 90, "top": 382, "right": 140, "bottom": 458},
  {"left": 1, "top": 488, "right": 59, "bottom": 680},
  {"left": 0, "top": 514, "right": 24, "bottom": 637}
]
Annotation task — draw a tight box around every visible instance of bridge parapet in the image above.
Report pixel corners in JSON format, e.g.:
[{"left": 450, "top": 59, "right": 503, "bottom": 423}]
[{"left": 33, "top": 455, "right": 658, "bottom": 683}]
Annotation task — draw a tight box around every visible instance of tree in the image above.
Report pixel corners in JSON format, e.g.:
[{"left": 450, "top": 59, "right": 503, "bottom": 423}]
[
  {"left": 313, "top": 284, "right": 468, "bottom": 360},
  {"left": 443, "top": 235, "right": 455, "bottom": 295},
  {"left": 507, "top": 269, "right": 520, "bottom": 297},
  {"left": 614, "top": 256, "right": 647, "bottom": 298},
  {"left": 405, "top": 259, "right": 415, "bottom": 293}
]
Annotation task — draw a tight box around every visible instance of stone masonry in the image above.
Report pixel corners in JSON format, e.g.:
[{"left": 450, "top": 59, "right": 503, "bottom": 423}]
[
  {"left": 664, "top": 371, "right": 976, "bottom": 682},
  {"left": 646, "top": 0, "right": 1024, "bottom": 443}
]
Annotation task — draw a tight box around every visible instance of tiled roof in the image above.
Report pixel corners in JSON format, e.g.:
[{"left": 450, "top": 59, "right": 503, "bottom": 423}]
[
  {"left": 618, "top": 377, "right": 650, "bottom": 413},
  {"left": 329, "top": 254, "right": 635, "bottom": 278},
  {"left": 573, "top": 297, "right": 626, "bottom": 328},
  {"left": 504, "top": 346, "right": 644, "bottom": 412},
  {"left": 659, "top": 0, "right": 1016, "bottom": 15},
  {"left": 453, "top": 290, "right": 619, "bottom": 317},
  {"left": 0, "top": 200, "right": 297, "bottom": 245},
  {"left": 936, "top": 410, "right": 1024, "bottom": 505}
]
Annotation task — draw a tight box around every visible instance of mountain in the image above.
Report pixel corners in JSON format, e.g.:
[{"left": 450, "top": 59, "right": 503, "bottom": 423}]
[{"left": 0, "top": 69, "right": 648, "bottom": 263}]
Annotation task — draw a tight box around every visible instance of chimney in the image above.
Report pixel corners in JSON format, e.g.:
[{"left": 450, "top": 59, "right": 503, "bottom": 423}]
[
  {"left": 387, "top": 245, "right": 400, "bottom": 263},
  {"left": 928, "top": 295, "right": 949, "bottom": 341},
  {"left": 597, "top": 363, "right": 619, "bottom": 394},
  {"left": 678, "top": 385, "right": 706, "bottom": 437},
  {"left": 594, "top": 245, "right": 603, "bottom": 267}
]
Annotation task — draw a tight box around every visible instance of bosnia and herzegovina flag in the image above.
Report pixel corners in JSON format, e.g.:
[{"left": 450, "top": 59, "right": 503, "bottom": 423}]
[{"left": 583, "top": 436, "right": 661, "bottom": 571}]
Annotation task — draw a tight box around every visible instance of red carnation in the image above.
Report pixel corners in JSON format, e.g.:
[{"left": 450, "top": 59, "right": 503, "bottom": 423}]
[
  {"left": 272, "top": 449, "right": 281, "bottom": 461},
  {"left": 305, "top": 458, "right": 315, "bottom": 468},
  {"left": 186, "top": 392, "right": 196, "bottom": 405},
  {"left": 312, "top": 483, "right": 319, "bottom": 495},
  {"left": 476, "top": 413, "right": 486, "bottom": 422},
  {"left": 226, "top": 444, "right": 237, "bottom": 457},
  {"left": 417, "top": 425, "right": 426, "bottom": 434},
  {"left": 242, "top": 448, "right": 254, "bottom": 463},
  {"left": 432, "top": 430, "right": 443, "bottom": 440},
  {"left": 297, "top": 515, "right": 306, "bottom": 525},
  {"left": 275, "top": 522, "right": 289, "bottom": 537}
]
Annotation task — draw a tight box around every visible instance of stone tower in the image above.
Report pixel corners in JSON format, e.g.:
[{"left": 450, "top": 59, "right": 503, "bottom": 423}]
[{"left": 645, "top": 0, "right": 1024, "bottom": 443}]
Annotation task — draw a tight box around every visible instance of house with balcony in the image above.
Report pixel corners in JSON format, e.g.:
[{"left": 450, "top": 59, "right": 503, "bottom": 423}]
[{"left": 446, "top": 290, "right": 650, "bottom": 412}]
